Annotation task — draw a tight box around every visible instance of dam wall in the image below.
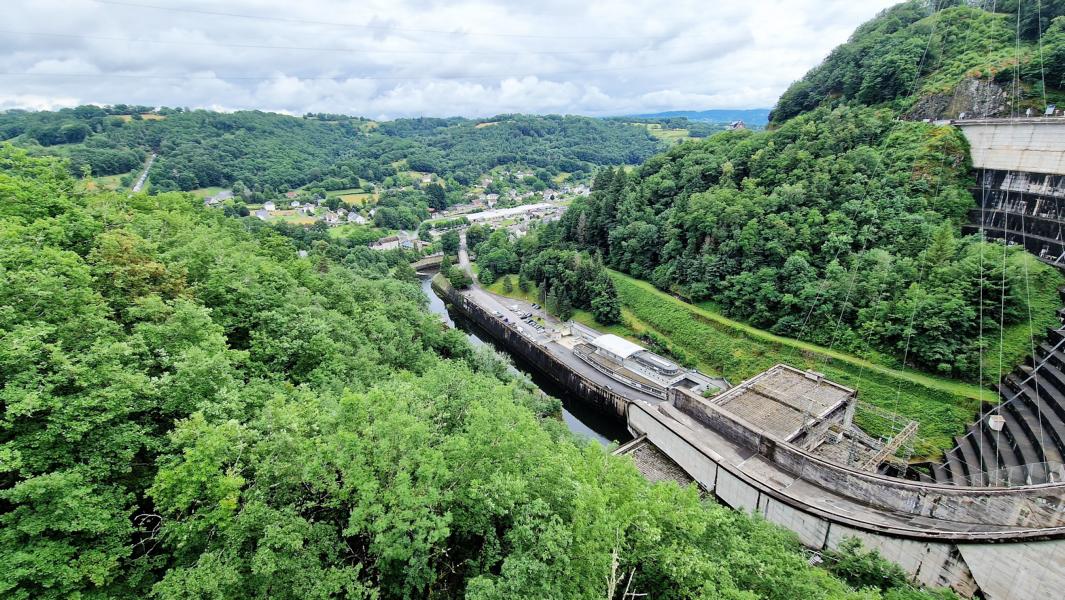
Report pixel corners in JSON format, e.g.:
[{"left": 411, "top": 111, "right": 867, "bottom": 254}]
[
  {"left": 670, "top": 388, "right": 1065, "bottom": 532},
  {"left": 432, "top": 274, "right": 630, "bottom": 419},
  {"left": 627, "top": 397, "right": 1065, "bottom": 599},
  {"left": 956, "top": 118, "right": 1065, "bottom": 176}
]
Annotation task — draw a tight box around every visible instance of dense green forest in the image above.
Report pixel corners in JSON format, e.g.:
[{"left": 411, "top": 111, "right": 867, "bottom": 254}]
[
  {"left": 560, "top": 108, "right": 1034, "bottom": 377},
  {"left": 0, "top": 108, "right": 662, "bottom": 195},
  {"left": 772, "top": 1, "right": 1065, "bottom": 123},
  {"left": 555, "top": 1, "right": 1065, "bottom": 381},
  {"left": 1, "top": 146, "right": 960, "bottom": 599}
]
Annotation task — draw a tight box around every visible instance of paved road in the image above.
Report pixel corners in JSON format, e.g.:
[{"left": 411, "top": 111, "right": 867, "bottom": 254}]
[
  {"left": 455, "top": 228, "right": 663, "bottom": 403},
  {"left": 131, "top": 152, "right": 156, "bottom": 193},
  {"left": 457, "top": 230, "right": 472, "bottom": 275}
]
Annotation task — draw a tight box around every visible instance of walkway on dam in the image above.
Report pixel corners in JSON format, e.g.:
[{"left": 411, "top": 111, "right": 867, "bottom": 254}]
[{"left": 640, "top": 402, "right": 1037, "bottom": 537}]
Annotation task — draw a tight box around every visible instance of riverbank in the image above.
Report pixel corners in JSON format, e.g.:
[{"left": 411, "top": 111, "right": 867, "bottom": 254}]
[{"left": 419, "top": 276, "right": 631, "bottom": 446}]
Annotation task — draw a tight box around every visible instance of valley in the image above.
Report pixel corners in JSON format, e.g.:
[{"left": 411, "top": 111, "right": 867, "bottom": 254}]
[{"left": 5, "top": 1, "right": 1065, "bottom": 599}]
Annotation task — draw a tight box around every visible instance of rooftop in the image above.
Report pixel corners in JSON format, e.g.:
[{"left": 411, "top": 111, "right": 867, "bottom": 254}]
[
  {"left": 590, "top": 334, "right": 644, "bottom": 360},
  {"left": 709, "top": 364, "right": 854, "bottom": 441}
]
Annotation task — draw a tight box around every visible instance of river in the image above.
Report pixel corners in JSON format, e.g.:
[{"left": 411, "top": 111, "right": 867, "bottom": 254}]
[{"left": 420, "top": 277, "right": 631, "bottom": 447}]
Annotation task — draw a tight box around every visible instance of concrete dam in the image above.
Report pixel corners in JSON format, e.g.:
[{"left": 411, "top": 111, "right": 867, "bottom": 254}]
[{"left": 430, "top": 118, "right": 1065, "bottom": 599}]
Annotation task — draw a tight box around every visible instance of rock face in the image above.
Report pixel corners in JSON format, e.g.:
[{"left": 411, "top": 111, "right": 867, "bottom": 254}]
[{"left": 906, "top": 78, "right": 1012, "bottom": 120}]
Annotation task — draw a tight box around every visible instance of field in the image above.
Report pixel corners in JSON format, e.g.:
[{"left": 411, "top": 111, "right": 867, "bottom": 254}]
[
  {"left": 324, "top": 188, "right": 377, "bottom": 206},
  {"left": 637, "top": 123, "right": 691, "bottom": 145},
  {"left": 271, "top": 212, "right": 317, "bottom": 225},
  {"left": 89, "top": 172, "right": 130, "bottom": 191},
  {"left": 483, "top": 275, "right": 541, "bottom": 304},
  {"left": 114, "top": 113, "right": 166, "bottom": 122},
  {"left": 188, "top": 186, "right": 227, "bottom": 198}
]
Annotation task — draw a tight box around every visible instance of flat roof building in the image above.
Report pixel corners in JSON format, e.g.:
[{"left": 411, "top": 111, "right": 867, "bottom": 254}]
[{"left": 590, "top": 334, "right": 644, "bottom": 362}]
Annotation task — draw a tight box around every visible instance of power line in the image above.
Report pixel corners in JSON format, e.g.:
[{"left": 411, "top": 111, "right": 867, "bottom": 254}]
[
  {"left": 0, "top": 29, "right": 631, "bottom": 57},
  {"left": 91, "top": 0, "right": 679, "bottom": 42}
]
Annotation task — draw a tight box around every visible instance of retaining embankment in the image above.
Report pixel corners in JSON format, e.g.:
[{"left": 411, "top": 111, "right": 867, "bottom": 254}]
[{"left": 431, "top": 275, "right": 631, "bottom": 419}]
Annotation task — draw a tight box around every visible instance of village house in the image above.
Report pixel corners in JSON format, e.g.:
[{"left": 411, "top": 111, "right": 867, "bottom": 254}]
[
  {"left": 254, "top": 208, "right": 270, "bottom": 221},
  {"left": 347, "top": 212, "right": 367, "bottom": 225},
  {"left": 324, "top": 212, "right": 339, "bottom": 225},
  {"left": 263, "top": 201, "right": 276, "bottom": 212}
]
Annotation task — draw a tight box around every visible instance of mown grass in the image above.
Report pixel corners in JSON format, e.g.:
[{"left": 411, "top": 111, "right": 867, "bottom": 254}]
[
  {"left": 638, "top": 123, "right": 691, "bottom": 145},
  {"left": 89, "top": 172, "right": 130, "bottom": 191},
  {"left": 483, "top": 274, "right": 540, "bottom": 304},
  {"left": 188, "top": 186, "right": 226, "bottom": 198},
  {"left": 609, "top": 271, "right": 987, "bottom": 459},
  {"left": 338, "top": 192, "right": 375, "bottom": 206}
]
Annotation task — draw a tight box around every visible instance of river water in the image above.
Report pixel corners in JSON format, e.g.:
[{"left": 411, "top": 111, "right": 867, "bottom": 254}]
[{"left": 420, "top": 277, "right": 631, "bottom": 447}]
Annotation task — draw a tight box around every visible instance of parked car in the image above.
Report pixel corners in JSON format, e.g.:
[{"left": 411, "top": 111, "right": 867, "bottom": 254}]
[{"left": 531, "top": 304, "right": 541, "bottom": 310}]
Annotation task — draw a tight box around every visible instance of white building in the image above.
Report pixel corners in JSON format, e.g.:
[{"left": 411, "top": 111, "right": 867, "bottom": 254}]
[
  {"left": 263, "top": 201, "right": 276, "bottom": 212},
  {"left": 590, "top": 334, "right": 644, "bottom": 363}
]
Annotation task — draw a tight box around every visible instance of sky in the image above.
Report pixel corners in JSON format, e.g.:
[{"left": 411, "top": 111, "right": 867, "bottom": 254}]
[{"left": 2, "top": 0, "right": 899, "bottom": 119}]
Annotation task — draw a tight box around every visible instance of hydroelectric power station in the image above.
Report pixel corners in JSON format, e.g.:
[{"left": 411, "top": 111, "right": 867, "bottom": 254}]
[{"left": 429, "top": 117, "right": 1065, "bottom": 599}]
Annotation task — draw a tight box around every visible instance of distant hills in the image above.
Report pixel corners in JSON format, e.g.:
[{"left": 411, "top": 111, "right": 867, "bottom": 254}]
[{"left": 625, "top": 108, "right": 771, "bottom": 127}]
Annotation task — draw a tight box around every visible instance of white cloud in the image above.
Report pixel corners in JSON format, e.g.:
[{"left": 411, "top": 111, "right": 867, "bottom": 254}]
[{"left": 1, "top": 0, "right": 899, "bottom": 117}]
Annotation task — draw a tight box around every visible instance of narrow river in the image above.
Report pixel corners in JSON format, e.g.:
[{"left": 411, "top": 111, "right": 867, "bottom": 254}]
[{"left": 421, "top": 277, "right": 631, "bottom": 446}]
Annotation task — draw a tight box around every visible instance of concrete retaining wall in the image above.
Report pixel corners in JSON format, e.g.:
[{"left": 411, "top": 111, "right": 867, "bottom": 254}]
[
  {"left": 627, "top": 401, "right": 1065, "bottom": 598},
  {"left": 672, "top": 388, "right": 1065, "bottom": 532},
  {"left": 432, "top": 275, "right": 629, "bottom": 419}
]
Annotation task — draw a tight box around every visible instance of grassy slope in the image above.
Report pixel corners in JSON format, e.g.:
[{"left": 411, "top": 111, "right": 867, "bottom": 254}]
[
  {"left": 482, "top": 270, "right": 975, "bottom": 457},
  {"left": 609, "top": 271, "right": 986, "bottom": 459},
  {"left": 982, "top": 253, "right": 1064, "bottom": 384}
]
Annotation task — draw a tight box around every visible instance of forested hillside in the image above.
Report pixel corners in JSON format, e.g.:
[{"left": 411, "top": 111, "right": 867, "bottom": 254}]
[
  {"left": 1, "top": 146, "right": 957, "bottom": 599},
  {"left": 555, "top": 1, "right": 1065, "bottom": 383},
  {"left": 0, "top": 108, "right": 661, "bottom": 193},
  {"left": 772, "top": 1, "right": 1065, "bottom": 123}
]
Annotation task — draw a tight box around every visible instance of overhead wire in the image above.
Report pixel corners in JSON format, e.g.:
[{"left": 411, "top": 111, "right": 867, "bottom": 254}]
[
  {"left": 0, "top": 58, "right": 701, "bottom": 82},
  {"left": 786, "top": 0, "right": 946, "bottom": 473}
]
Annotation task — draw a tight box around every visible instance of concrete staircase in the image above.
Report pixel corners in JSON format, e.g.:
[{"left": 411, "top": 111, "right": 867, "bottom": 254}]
[{"left": 915, "top": 287, "right": 1065, "bottom": 487}]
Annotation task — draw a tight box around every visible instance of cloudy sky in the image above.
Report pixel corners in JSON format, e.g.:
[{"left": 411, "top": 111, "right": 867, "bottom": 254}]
[{"left": 2, "top": 0, "right": 898, "bottom": 118}]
